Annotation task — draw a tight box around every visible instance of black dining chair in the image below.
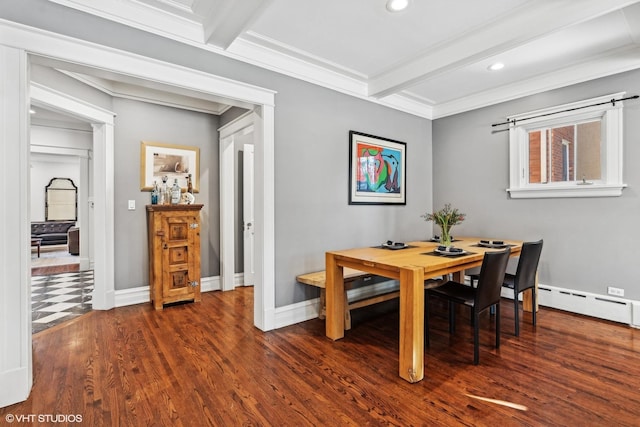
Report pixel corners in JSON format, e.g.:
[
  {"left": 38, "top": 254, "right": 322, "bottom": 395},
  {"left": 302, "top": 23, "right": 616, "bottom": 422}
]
[
  {"left": 469, "top": 239, "right": 543, "bottom": 336},
  {"left": 425, "top": 248, "right": 510, "bottom": 365}
]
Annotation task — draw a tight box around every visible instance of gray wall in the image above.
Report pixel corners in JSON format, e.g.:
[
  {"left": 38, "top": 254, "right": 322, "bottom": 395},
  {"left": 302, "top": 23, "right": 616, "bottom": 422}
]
[
  {"left": 28, "top": 66, "right": 222, "bottom": 289},
  {"left": 3, "top": 0, "right": 433, "bottom": 307},
  {"left": 274, "top": 78, "right": 432, "bottom": 305},
  {"left": 433, "top": 68, "right": 640, "bottom": 300},
  {"left": 112, "top": 98, "right": 220, "bottom": 290}
]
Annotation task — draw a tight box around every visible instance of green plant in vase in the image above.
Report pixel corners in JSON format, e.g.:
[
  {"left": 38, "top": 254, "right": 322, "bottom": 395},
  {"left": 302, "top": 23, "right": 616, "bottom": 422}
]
[{"left": 421, "top": 203, "right": 465, "bottom": 247}]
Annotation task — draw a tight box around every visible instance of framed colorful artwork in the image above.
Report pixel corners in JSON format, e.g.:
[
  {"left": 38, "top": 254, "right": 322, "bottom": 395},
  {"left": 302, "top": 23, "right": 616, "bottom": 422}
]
[
  {"left": 140, "top": 141, "right": 200, "bottom": 192},
  {"left": 348, "top": 131, "right": 406, "bottom": 205}
]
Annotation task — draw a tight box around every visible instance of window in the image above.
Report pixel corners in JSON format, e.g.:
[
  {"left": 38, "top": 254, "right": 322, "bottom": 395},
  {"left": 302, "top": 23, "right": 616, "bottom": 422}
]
[{"left": 507, "top": 93, "right": 627, "bottom": 198}]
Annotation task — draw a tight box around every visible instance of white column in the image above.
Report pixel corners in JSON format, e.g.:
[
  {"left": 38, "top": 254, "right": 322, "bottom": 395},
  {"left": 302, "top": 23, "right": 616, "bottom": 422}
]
[
  {"left": 90, "top": 122, "right": 115, "bottom": 310},
  {"left": 0, "top": 45, "right": 32, "bottom": 408},
  {"left": 219, "top": 134, "right": 236, "bottom": 292},
  {"left": 252, "top": 106, "right": 276, "bottom": 331},
  {"left": 78, "top": 152, "right": 91, "bottom": 270}
]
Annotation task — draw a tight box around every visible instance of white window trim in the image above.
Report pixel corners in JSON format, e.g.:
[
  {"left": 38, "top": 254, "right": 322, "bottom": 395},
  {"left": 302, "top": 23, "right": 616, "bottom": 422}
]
[{"left": 507, "top": 92, "right": 627, "bottom": 199}]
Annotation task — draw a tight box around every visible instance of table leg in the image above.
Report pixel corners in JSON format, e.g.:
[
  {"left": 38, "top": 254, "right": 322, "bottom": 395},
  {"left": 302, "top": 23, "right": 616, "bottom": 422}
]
[
  {"left": 318, "top": 289, "right": 326, "bottom": 320},
  {"left": 325, "top": 253, "right": 345, "bottom": 340},
  {"left": 398, "top": 266, "right": 424, "bottom": 383},
  {"left": 344, "top": 292, "right": 352, "bottom": 331},
  {"left": 523, "top": 272, "right": 539, "bottom": 312}
]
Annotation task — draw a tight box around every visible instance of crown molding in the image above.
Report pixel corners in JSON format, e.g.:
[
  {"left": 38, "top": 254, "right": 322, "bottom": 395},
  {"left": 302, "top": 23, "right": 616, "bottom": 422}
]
[
  {"left": 24, "top": 1, "right": 640, "bottom": 120},
  {"left": 0, "top": 19, "right": 276, "bottom": 107},
  {"left": 48, "top": 0, "right": 204, "bottom": 42},
  {"left": 59, "top": 71, "right": 231, "bottom": 115},
  {"left": 368, "top": 0, "right": 640, "bottom": 98},
  {"left": 432, "top": 45, "right": 640, "bottom": 119}
]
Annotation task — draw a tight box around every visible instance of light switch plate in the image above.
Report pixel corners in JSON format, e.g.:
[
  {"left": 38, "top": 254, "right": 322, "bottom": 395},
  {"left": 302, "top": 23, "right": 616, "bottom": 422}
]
[{"left": 128, "top": 200, "right": 135, "bottom": 210}]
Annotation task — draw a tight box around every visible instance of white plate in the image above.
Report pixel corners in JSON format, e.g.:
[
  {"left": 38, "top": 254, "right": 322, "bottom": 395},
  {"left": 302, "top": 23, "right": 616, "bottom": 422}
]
[{"left": 435, "top": 248, "right": 466, "bottom": 256}]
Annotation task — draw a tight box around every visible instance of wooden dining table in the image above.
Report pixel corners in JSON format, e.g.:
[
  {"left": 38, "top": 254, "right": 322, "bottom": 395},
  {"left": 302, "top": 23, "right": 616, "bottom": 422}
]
[{"left": 325, "top": 237, "right": 525, "bottom": 383}]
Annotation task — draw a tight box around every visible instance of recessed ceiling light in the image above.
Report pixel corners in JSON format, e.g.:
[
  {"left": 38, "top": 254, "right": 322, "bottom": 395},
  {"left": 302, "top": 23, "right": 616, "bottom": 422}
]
[
  {"left": 386, "top": 0, "right": 409, "bottom": 12},
  {"left": 488, "top": 62, "right": 505, "bottom": 71},
  {"left": 29, "top": 109, "right": 36, "bottom": 114}
]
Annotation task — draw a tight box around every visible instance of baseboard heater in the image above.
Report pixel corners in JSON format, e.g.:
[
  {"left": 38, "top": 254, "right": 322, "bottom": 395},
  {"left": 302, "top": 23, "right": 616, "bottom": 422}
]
[
  {"left": 348, "top": 279, "right": 640, "bottom": 328},
  {"left": 527, "top": 284, "right": 639, "bottom": 328}
]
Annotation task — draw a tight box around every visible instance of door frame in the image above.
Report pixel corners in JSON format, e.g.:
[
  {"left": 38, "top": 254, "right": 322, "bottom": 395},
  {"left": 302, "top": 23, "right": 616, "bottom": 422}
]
[
  {"left": 243, "top": 142, "right": 255, "bottom": 287},
  {"left": 0, "top": 21, "right": 276, "bottom": 408},
  {"left": 30, "top": 82, "right": 116, "bottom": 309},
  {"left": 219, "top": 111, "right": 255, "bottom": 292}
]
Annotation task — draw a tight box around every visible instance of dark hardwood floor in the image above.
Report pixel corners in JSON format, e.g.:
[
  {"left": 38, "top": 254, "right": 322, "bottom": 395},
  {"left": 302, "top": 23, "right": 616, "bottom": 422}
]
[{"left": 2, "top": 287, "right": 639, "bottom": 426}]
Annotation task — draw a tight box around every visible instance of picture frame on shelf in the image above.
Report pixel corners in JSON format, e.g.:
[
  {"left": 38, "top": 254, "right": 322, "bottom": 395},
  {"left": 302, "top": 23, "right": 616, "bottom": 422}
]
[
  {"left": 140, "top": 141, "right": 199, "bottom": 192},
  {"left": 348, "top": 131, "right": 406, "bottom": 205}
]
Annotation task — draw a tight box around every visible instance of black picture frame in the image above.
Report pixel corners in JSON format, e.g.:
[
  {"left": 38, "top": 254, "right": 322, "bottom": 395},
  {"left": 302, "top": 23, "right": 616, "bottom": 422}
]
[{"left": 348, "top": 131, "right": 406, "bottom": 205}]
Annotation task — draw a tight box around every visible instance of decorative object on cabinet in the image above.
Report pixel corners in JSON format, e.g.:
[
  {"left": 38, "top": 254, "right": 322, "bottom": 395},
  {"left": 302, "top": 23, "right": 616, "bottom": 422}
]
[
  {"left": 146, "top": 204, "right": 204, "bottom": 310},
  {"left": 140, "top": 141, "right": 200, "bottom": 192},
  {"left": 348, "top": 131, "right": 406, "bottom": 205}
]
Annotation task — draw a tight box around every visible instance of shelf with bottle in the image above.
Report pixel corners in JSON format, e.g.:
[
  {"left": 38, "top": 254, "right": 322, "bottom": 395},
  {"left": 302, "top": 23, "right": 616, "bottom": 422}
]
[
  {"left": 170, "top": 179, "right": 181, "bottom": 204},
  {"left": 151, "top": 180, "right": 159, "bottom": 205}
]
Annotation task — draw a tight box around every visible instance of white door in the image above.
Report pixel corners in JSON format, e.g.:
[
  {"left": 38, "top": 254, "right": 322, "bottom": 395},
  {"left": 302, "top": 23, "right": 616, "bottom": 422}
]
[{"left": 243, "top": 143, "right": 255, "bottom": 286}]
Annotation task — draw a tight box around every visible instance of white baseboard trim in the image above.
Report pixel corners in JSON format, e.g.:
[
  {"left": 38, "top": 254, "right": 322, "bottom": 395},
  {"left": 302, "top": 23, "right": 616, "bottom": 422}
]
[
  {"left": 272, "top": 279, "right": 640, "bottom": 330},
  {"left": 112, "top": 275, "right": 640, "bottom": 330},
  {"left": 275, "top": 298, "right": 320, "bottom": 329},
  {"left": 0, "top": 367, "right": 30, "bottom": 408},
  {"left": 114, "top": 285, "right": 150, "bottom": 308},
  {"left": 273, "top": 280, "right": 400, "bottom": 329},
  {"left": 632, "top": 302, "right": 640, "bottom": 328},
  {"left": 113, "top": 274, "right": 230, "bottom": 308}
]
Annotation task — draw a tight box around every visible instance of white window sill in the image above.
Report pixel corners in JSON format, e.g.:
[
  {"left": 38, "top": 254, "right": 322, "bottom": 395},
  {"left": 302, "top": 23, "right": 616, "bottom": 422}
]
[{"left": 507, "top": 183, "right": 627, "bottom": 199}]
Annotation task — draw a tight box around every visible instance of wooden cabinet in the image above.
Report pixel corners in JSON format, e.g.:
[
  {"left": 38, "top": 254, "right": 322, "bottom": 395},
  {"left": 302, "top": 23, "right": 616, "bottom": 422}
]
[{"left": 146, "top": 204, "right": 203, "bottom": 310}]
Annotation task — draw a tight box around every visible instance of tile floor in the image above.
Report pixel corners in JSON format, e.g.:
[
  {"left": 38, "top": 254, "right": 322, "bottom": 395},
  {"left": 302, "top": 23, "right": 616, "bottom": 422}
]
[{"left": 31, "top": 270, "right": 94, "bottom": 334}]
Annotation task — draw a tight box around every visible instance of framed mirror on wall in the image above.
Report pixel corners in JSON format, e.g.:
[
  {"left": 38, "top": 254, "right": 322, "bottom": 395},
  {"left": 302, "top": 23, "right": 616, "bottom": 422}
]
[{"left": 45, "top": 177, "right": 77, "bottom": 221}]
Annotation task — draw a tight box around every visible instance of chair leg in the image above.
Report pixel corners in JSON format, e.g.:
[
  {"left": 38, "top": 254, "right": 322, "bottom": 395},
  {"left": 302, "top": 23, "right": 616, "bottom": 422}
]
[
  {"left": 514, "top": 290, "right": 520, "bottom": 337},
  {"left": 495, "top": 303, "right": 500, "bottom": 349},
  {"left": 531, "top": 287, "right": 537, "bottom": 328},
  {"left": 344, "top": 293, "right": 352, "bottom": 331},
  {"left": 473, "top": 310, "right": 480, "bottom": 365},
  {"left": 449, "top": 301, "right": 456, "bottom": 334}
]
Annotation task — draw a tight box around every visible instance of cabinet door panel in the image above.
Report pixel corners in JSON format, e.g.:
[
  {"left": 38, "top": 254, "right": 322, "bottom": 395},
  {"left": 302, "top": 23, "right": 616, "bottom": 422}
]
[{"left": 162, "top": 216, "right": 193, "bottom": 298}]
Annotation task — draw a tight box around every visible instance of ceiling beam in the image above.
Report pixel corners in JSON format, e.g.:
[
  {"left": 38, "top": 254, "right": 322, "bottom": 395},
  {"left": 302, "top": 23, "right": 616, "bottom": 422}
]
[
  {"left": 432, "top": 45, "right": 640, "bottom": 119},
  {"left": 49, "top": 0, "right": 204, "bottom": 43},
  {"left": 367, "top": 0, "right": 640, "bottom": 99},
  {"left": 200, "top": 0, "right": 273, "bottom": 49}
]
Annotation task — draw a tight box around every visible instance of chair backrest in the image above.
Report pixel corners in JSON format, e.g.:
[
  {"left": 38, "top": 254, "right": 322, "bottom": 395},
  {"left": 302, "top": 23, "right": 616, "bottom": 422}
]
[
  {"left": 475, "top": 248, "right": 511, "bottom": 312},
  {"left": 514, "top": 239, "right": 544, "bottom": 292}
]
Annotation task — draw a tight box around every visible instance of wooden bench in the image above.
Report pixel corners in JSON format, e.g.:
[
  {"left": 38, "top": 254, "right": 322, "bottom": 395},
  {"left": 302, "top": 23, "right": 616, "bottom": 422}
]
[{"left": 297, "top": 268, "right": 444, "bottom": 330}]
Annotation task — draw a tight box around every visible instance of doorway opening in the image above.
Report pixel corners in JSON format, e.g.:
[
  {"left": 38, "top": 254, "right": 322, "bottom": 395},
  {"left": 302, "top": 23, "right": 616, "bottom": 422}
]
[
  {"left": 29, "top": 93, "right": 100, "bottom": 333},
  {"left": 1, "top": 27, "right": 275, "bottom": 407}
]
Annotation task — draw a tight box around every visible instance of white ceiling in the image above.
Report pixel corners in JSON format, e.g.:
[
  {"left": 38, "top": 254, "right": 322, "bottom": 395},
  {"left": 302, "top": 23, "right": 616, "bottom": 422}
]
[{"left": 47, "top": 0, "right": 640, "bottom": 119}]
